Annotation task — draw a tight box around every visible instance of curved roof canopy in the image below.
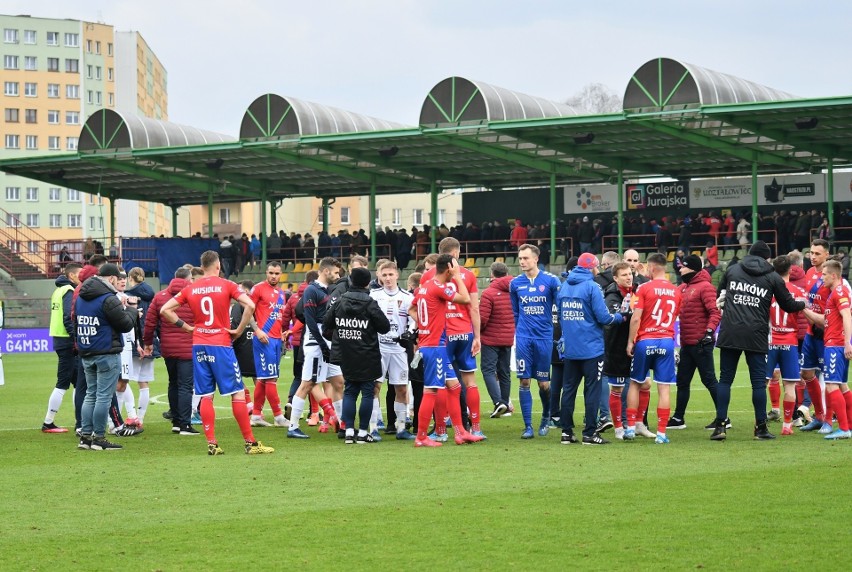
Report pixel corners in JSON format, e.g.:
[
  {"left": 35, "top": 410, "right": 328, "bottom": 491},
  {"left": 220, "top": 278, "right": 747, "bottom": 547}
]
[
  {"left": 79, "top": 109, "right": 234, "bottom": 152},
  {"left": 623, "top": 57, "right": 798, "bottom": 111},
  {"left": 240, "top": 93, "right": 407, "bottom": 140},
  {"left": 420, "top": 76, "right": 578, "bottom": 126}
]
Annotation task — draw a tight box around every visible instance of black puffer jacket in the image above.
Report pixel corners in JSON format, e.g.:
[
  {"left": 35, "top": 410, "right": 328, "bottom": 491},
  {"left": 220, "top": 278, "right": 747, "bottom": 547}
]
[
  {"left": 323, "top": 288, "right": 390, "bottom": 381},
  {"left": 603, "top": 282, "right": 632, "bottom": 377},
  {"left": 717, "top": 255, "right": 805, "bottom": 353},
  {"left": 77, "top": 276, "right": 137, "bottom": 356}
]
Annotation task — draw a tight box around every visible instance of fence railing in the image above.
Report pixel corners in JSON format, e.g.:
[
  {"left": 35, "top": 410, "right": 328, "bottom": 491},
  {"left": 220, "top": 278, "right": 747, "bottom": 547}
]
[{"left": 601, "top": 230, "right": 779, "bottom": 256}]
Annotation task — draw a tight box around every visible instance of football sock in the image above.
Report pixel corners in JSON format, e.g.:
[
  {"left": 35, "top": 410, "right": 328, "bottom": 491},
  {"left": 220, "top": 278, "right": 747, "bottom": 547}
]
[
  {"left": 806, "top": 378, "right": 824, "bottom": 420},
  {"left": 333, "top": 399, "right": 343, "bottom": 419},
  {"left": 638, "top": 389, "right": 651, "bottom": 421},
  {"left": 199, "top": 397, "right": 216, "bottom": 443},
  {"left": 828, "top": 391, "right": 847, "bottom": 431},
  {"left": 434, "top": 389, "right": 448, "bottom": 433},
  {"left": 626, "top": 407, "right": 638, "bottom": 429},
  {"left": 137, "top": 387, "right": 149, "bottom": 423},
  {"left": 394, "top": 401, "right": 408, "bottom": 432},
  {"left": 446, "top": 383, "right": 465, "bottom": 433},
  {"left": 308, "top": 394, "right": 318, "bottom": 415},
  {"left": 231, "top": 399, "right": 255, "bottom": 442},
  {"left": 657, "top": 407, "right": 670, "bottom": 434},
  {"left": 843, "top": 392, "right": 852, "bottom": 429},
  {"left": 358, "top": 428, "right": 368, "bottom": 438},
  {"left": 319, "top": 398, "right": 337, "bottom": 422},
  {"left": 768, "top": 380, "right": 781, "bottom": 409},
  {"left": 252, "top": 382, "right": 267, "bottom": 416},
  {"left": 265, "top": 382, "right": 282, "bottom": 417},
  {"left": 538, "top": 385, "right": 550, "bottom": 420},
  {"left": 244, "top": 387, "right": 251, "bottom": 407},
  {"left": 783, "top": 398, "right": 796, "bottom": 424},
  {"left": 467, "top": 385, "right": 481, "bottom": 430},
  {"left": 825, "top": 398, "right": 833, "bottom": 428},
  {"left": 370, "top": 397, "right": 381, "bottom": 430},
  {"left": 120, "top": 388, "right": 137, "bottom": 419},
  {"left": 289, "top": 396, "right": 306, "bottom": 430},
  {"left": 796, "top": 383, "right": 805, "bottom": 407},
  {"left": 418, "top": 392, "right": 436, "bottom": 440},
  {"left": 519, "top": 386, "right": 533, "bottom": 427},
  {"left": 44, "top": 387, "right": 66, "bottom": 424},
  {"left": 191, "top": 393, "right": 201, "bottom": 413},
  {"left": 609, "top": 392, "right": 623, "bottom": 428}
]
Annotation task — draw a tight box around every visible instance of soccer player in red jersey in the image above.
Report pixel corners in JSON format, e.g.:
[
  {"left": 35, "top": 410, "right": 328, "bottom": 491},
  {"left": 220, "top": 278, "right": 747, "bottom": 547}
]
[
  {"left": 161, "top": 250, "right": 274, "bottom": 455},
  {"left": 765, "top": 256, "right": 806, "bottom": 435},
  {"left": 412, "top": 254, "right": 483, "bottom": 447},
  {"left": 248, "top": 262, "right": 289, "bottom": 428},
  {"left": 799, "top": 239, "right": 831, "bottom": 431},
  {"left": 626, "top": 253, "right": 682, "bottom": 444},
  {"left": 806, "top": 260, "right": 852, "bottom": 439},
  {"left": 420, "top": 238, "right": 484, "bottom": 437}
]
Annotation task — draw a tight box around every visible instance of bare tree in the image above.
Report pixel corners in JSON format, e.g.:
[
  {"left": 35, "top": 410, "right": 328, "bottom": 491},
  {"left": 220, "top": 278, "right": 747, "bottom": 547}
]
[{"left": 565, "top": 83, "right": 621, "bottom": 114}]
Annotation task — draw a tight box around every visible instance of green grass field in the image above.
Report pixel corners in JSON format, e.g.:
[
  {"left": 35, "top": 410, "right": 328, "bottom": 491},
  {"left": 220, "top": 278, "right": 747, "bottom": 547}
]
[{"left": 1, "top": 352, "right": 850, "bottom": 571}]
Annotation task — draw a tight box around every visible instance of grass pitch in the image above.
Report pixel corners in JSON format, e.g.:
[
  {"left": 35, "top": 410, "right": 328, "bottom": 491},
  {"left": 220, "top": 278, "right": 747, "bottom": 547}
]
[{"left": 0, "top": 352, "right": 850, "bottom": 571}]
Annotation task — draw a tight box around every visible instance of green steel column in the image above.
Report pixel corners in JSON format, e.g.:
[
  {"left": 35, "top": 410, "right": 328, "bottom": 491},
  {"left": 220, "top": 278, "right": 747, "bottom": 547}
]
[
  {"left": 322, "top": 198, "right": 330, "bottom": 234},
  {"left": 369, "top": 179, "right": 377, "bottom": 262},
  {"left": 751, "top": 163, "right": 758, "bottom": 244},
  {"left": 549, "top": 172, "right": 557, "bottom": 256},
  {"left": 109, "top": 193, "right": 116, "bottom": 248},
  {"left": 171, "top": 205, "right": 178, "bottom": 237},
  {"left": 269, "top": 199, "right": 277, "bottom": 234},
  {"left": 260, "top": 198, "right": 267, "bottom": 266},
  {"left": 208, "top": 192, "right": 214, "bottom": 238},
  {"left": 617, "top": 171, "right": 624, "bottom": 253},
  {"left": 827, "top": 158, "right": 835, "bottom": 229},
  {"left": 430, "top": 182, "right": 438, "bottom": 252}
]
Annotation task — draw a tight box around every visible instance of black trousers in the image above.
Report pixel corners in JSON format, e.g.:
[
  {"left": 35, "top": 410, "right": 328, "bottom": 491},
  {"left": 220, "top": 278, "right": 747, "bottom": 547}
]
[
  {"left": 561, "top": 356, "right": 603, "bottom": 438},
  {"left": 674, "top": 343, "right": 719, "bottom": 420}
]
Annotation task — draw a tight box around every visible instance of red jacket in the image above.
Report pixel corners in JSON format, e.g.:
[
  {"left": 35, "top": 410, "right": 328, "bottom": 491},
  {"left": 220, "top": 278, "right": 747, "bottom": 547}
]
[
  {"left": 789, "top": 265, "right": 808, "bottom": 341},
  {"left": 510, "top": 220, "right": 528, "bottom": 248},
  {"left": 480, "top": 275, "right": 515, "bottom": 347},
  {"left": 144, "top": 278, "right": 194, "bottom": 359},
  {"left": 281, "top": 281, "right": 309, "bottom": 347},
  {"left": 677, "top": 269, "right": 721, "bottom": 345}
]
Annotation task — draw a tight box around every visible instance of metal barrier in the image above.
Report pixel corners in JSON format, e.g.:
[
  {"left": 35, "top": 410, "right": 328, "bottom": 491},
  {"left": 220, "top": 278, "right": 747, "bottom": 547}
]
[{"left": 601, "top": 230, "right": 778, "bottom": 256}]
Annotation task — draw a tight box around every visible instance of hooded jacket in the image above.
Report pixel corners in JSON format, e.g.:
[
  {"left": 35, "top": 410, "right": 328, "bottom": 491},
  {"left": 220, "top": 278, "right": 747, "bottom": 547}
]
[
  {"left": 677, "top": 269, "right": 722, "bottom": 346},
  {"left": 75, "top": 276, "right": 137, "bottom": 356},
  {"left": 144, "top": 278, "right": 194, "bottom": 360},
  {"left": 594, "top": 268, "right": 614, "bottom": 291},
  {"left": 603, "top": 281, "right": 632, "bottom": 377},
  {"left": 281, "top": 281, "right": 309, "bottom": 346},
  {"left": 717, "top": 255, "right": 805, "bottom": 353},
  {"left": 480, "top": 275, "right": 515, "bottom": 347},
  {"left": 789, "top": 265, "right": 808, "bottom": 341},
  {"left": 323, "top": 288, "right": 390, "bottom": 381},
  {"left": 557, "top": 267, "right": 623, "bottom": 360}
]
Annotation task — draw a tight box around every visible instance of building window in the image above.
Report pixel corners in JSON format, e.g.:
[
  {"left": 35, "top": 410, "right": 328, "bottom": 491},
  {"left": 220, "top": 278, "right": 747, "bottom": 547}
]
[
  {"left": 317, "top": 206, "right": 324, "bottom": 225},
  {"left": 89, "top": 216, "right": 95, "bottom": 230},
  {"left": 49, "top": 214, "right": 61, "bottom": 228},
  {"left": 95, "top": 91, "right": 102, "bottom": 105},
  {"left": 25, "top": 187, "right": 38, "bottom": 201},
  {"left": 4, "top": 55, "right": 19, "bottom": 69},
  {"left": 219, "top": 208, "right": 230, "bottom": 224},
  {"left": 374, "top": 208, "right": 381, "bottom": 227},
  {"left": 86, "top": 64, "right": 92, "bottom": 78},
  {"left": 67, "top": 214, "right": 81, "bottom": 228},
  {"left": 66, "top": 137, "right": 78, "bottom": 151},
  {"left": 107, "top": 42, "right": 113, "bottom": 56},
  {"left": 26, "top": 213, "right": 39, "bottom": 227},
  {"left": 47, "top": 110, "right": 59, "bottom": 124},
  {"left": 27, "top": 240, "right": 38, "bottom": 253},
  {"left": 24, "top": 56, "right": 36, "bottom": 71},
  {"left": 49, "top": 188, "right": 61, "bottom": 201},
  {"left": 25, "top": 135, "right": 37, "bottom": 149},
  {"left": 4, "top": 108, "right": 19, "bottom": 123},
  {"left": 47, "top": 57, "right": 59, "bottom": 72},
  {"left": 108, "top": 92, "right": 114, "bottom": 106},
  {"left": 340, "top": 206, "right": 351, "bottom": 225},
  {"left": 4, "top": 29, "right": 19, "bottom": 44},
  {"left": 65, "top": 59, "right": 79, "bottom": 73},
  {"left": 456, "top": 209, "right": 464, "bottom": 225},
  {"left": 5, "top": 187, "right": 21, "bottom": 201},
  {"left": 4, "top": 82, "right": 19, "bottom": 96},
  {"left": 95, "top": 66, "right": 102, "bottom": 80},
  {"left": 65, "top": 111, "right": 79, "bottom": 125},
  {"left": 107, "top": 67, "right": 113, "bottom": 81},
  {"left": 47, "top": 83, "right": 59, "bottom": 98},
  {"left": 5, "top": 135, "right": 19, "bottom": 149},
  {"left": 23, "top": 30, "right": 36, "bottom": 44},
  {"left": 64, "top": 33, "right": 79, "bottom": 47},
  {"left": 95, "top": 41, "right": 101, "bottom": 54},
  {"left": 85, "top": 39, "right": 92, "bottom": 53},
  {"left": 48, "top": 136, "right": 60, "bottom": 150},
  {"left": 24, "top": 83, "right": 37, "bottom": 97},
  {"left": 413, "top": 209, "right": 424, "bottom": 226},
  {"left": 66, "top": 85, "right": 79, "bottom": 99},
  {"left": 7, "top": 240, "right": 21, "bottom": 253},
  {"left": 392, "top": 208, "right": 401, "bottom": 226},
  {"left": 87, "top": 90, "right": 93, "bottom": 104},
  {"left": 7, "top": 214, "right": 21, "bottom": 228},
  {"left": 46, "top": 32, "right": 58, "bottom": 46},
  {"left": 67, "top": 189, "right": 80, "bottom": 202}
]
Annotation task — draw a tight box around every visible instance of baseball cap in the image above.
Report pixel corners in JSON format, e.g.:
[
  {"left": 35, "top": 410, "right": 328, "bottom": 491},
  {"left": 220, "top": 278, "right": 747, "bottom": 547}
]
[
  {"left": 577, "top": 253, "right": 599, "bottom": 269},
  {"left": 98, "top": 263, "right": 122, "bottom": 278}
]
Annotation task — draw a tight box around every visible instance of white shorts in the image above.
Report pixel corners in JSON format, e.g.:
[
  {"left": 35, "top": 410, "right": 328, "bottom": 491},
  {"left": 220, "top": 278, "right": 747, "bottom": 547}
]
[
  {"left": 120, "top": 349, "right": 132, "bottom": 380},
  {"left": 131, "top": 356, "right": 155, "bottom": 382},
  {"left": 378, "top": 351, "right": 409, "bottom": 385},
  {"left": 301, "top": 344, "right": 342, "bottom": 383}
]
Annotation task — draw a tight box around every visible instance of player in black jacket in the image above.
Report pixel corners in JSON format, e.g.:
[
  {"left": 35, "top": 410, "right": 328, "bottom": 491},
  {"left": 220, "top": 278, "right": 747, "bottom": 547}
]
[
  {"left": 323, "top": 267, "right": 391, "bottom": 443},
  {"left": 232, "top": 280, "right": 257, "bottom": 414},
  {"left": 601, "top": 262, "right": 634, "bottom": 439}
]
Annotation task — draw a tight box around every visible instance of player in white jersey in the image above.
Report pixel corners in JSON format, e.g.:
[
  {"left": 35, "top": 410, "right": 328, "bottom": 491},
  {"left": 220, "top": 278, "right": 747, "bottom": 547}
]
[
  {"left": 113, "top": 270, "right": 145, "bottom": 435},
  {"left": 371, "top": 261, "right": 416, "bottom": 440}
]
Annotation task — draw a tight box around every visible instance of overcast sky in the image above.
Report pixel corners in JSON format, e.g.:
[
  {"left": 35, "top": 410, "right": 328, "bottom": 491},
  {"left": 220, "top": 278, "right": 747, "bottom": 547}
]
[{"left": 7, "top": 1, "right": 852, "bottom": 135}]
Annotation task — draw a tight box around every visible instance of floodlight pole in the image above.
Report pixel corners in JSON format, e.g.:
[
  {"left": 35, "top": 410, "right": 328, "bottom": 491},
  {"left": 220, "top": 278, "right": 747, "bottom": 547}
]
[
  {"left": 322, "top": 198, "right": 330, "bottom": 234},
  {"left": 171, "top": 205, "right": 178, "bottom": 237},
  {"left": 430, "top": 181, "right": 438, "bottom": 252},
  {"left": 269, "top": 199, "right": 277, "bottom": 235},
  {"left": 108, "top": 193, "right": 116, "bottom": 249},
  {"left": 208, "top": 191, "right": 214, "bottom": 238},
  {"left": 617, "top": 170, "right": 624, "bottom": 253},
  {"left": 751, "top": 163, "right": 758, "bottom": 245},
  {"left": 369, "top": 178, "right": 377, "bottom": 262},
  {"left": 549, "top": 172, "right": 557, "bottom": 258},
  {"left": 827, "top": 158, "right": 835, "bottom": 229},
  {"left": 260, "top": 195, "right": 267, "bottom": 266}
]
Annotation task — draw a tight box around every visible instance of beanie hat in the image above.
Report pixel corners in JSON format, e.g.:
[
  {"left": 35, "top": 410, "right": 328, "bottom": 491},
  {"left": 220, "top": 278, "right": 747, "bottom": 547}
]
[
  {"left": 349, "top": 267, "right": 372, "bottom": 289},
  {"left": 749, "top": 240, "right": 771, "bottom": 260},
  {"left": 578, "top": 252, "right": 599, "bottom": 269},
  {"left": 684, "top": 255, "right": 703, "bottom": 273}
]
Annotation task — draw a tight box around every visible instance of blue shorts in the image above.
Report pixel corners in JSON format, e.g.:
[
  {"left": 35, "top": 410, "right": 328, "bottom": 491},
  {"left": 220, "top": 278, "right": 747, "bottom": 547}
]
[
  {"left": 421, "top": 346, "right": 456, "bottom": 389},
  {"left": 766, "top": 345, "right": 800, "bottom": 381},
  {"left": 193, "top": 345, "right": 244, "bottom": 397},
  {"left": 630, "top": 338, "right": 676, "bottom": 384},
  {"left": 515, "top": 336, "right": 552, "bottom": 381},
  {"left": 446, "top": 332, "right": 476, "bottom": 373},
  {"left": 801, "top": 334, "right": 824, "bottom": 371},
  {"left": 823, "top": 346, "right": 849, "bottom": 384},
  {"left": 253, "top": 336, "right": 282, "bottom": 380},
  {"left": 604, "top": 376, "right": 628, "bottom": 387}
]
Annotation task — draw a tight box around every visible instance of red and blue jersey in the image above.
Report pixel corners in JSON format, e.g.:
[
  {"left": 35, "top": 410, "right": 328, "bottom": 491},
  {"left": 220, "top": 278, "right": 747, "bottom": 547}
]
[
  {"left": 805, "top": 267, "right": 832, "bottom": 335},
  {"left": 414, "top": 278, "right": 458, "bottom": 347},
  {"left": 250, "top": 281, "right": 286, "bottom": 339},
  {"left": 824, "top": 283, "right": 852, "bottom": 347},
  {"left": 634, "top": 279, "right": 681, "bottom": 342},
  {"left": 421, "top": 266, "right": 478, "bottom": 335},
  {"left": 770, "top": 282, "right": 804, "bottom": 346},
  {"left": 174, "top": 276, "right": 244, "bottom": 347}
]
